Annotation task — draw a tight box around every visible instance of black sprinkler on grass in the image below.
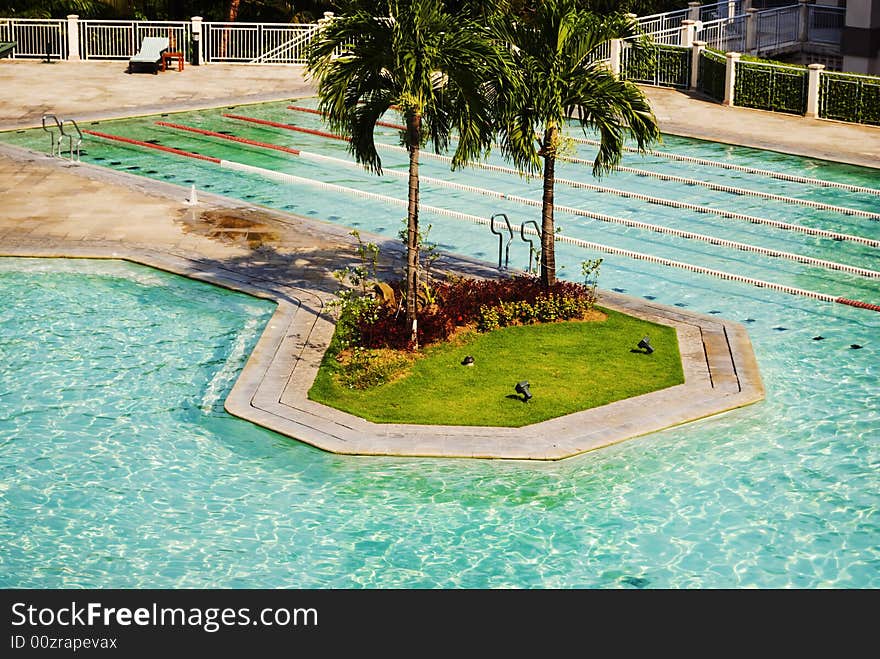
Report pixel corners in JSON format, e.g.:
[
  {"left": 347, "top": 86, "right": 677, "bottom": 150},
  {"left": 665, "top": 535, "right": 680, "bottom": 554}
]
[{"left": 515, "top": 381, "right": 532, "bottom": 403}]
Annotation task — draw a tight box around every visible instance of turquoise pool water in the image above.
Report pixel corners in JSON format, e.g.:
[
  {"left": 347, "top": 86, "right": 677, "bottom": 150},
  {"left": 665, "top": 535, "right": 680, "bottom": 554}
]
[{"left": 0, "top": 101, "right": 878, "bottom": 588}]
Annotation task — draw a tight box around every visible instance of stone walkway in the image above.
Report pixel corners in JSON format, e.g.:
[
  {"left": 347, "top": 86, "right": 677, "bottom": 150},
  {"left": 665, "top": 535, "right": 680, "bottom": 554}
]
[
  {"left": 641, "top": 86, "right": 880, "bottom": 169},
  {"left": 6, "top": 59, "right": 875, "bottom": 458}
]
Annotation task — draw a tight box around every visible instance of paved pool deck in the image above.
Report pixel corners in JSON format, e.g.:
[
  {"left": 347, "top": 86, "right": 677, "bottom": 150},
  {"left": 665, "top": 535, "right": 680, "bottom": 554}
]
[{"left": 1, "top": 60, "right": 875, "bottom": 459}]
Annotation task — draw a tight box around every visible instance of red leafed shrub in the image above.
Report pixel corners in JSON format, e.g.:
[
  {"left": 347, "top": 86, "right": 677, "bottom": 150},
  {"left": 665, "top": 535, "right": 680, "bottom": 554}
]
[{"left": 353, "top": 275, "right": 598, "bottom": 350}]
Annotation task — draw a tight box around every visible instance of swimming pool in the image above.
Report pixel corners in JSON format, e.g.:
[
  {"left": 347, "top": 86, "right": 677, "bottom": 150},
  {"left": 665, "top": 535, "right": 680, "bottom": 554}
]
[{"left": 0, "top": 100, "right": 878, "bottom": 588}]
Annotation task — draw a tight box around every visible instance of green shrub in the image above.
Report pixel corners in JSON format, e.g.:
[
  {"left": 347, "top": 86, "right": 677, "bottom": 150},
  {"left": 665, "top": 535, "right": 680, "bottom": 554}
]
[
  {"left": 698, "top": 50, "right": 726, "bottom": 102},
  {"left": 820, "top": 73, "right": 880, "bottom": 126},
  {"left": 477, "top": 293, "right": 596, "bottom": 331},
  {"left": 623, "top": 42, "right": 690, "bottom": 88},
  {"left": 734, "top": 61, "right": 807, "bottom": 114}
]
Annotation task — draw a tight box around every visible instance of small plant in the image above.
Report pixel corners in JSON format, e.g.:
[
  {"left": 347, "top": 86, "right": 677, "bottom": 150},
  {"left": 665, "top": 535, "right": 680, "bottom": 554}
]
[
  {"left": 335, "top": 346, "right": 415, "bottom": 390},
  {"left": 329, "top": 230, "right": 383, "bottom": 348},
  {"left": 582, "top": 258, "right": 602, "bottom": 290}
]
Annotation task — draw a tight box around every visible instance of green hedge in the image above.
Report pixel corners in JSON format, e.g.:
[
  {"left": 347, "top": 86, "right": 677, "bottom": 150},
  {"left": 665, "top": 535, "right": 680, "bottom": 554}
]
[
  {"left": 819, "top": 73, "right": 880, "bottom": 126},
  {"left": 698, "top": 50, "right": 726, "bottom": 102},
  {"left": 622, "top": 42, "right": 690, "bottom": 89},
  {"left": 734, "top": 61, "right": 807, "bottom": 115}
]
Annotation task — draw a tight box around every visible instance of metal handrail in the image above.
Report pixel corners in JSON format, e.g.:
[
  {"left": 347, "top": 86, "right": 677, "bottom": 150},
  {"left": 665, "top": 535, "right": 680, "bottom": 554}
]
[
  {"left": 489, "top": 213, "right": 513, "bottom": 271},
  {"left": 519, "top": 220, "right": 541, "bottom": 274},
  {"left": 63, "top": 118, "right": 82, "bottom": 162},
  {"left": 41, "top": 113, "right": 62, "bottom": 157},
  {"left": 247, "top": 24, "right": 318, "bottom": 64}
]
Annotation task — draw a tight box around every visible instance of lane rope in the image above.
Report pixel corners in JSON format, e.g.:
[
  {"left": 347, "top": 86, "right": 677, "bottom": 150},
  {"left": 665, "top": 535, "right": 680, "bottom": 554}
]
[
  {"left": 570, "top": 135, "right": 880, "bottom": 197},
  {"left": 82, "top": 129, "right": 221, "bottom": 163},
  {"left": 223, "top": 113, "right": 880, "bottom": 247},
  {"left": 597, "top": 161, "right": 880, "bottom": 220},
  {"left": 155, "top": 121, "right": 301, "bottom": 155},
  {"left": 284, "top": 105, "right": 880, "bottom": 219},
  {"left": 219, "top": 159, "right": 879, "bottom": 312},
  {"left": 287, "top": 105, "right": 406, "bottom": 131},
  {"left": 293, "top": 149, "right": 880, "bottom": 280},
  {"left": 84, "top": 127, "right": 880, "bottom": 313}
]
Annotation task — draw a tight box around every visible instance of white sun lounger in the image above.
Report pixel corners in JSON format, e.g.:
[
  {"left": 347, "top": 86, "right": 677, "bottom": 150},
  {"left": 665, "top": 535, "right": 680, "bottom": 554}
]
[{"left": 128, "top": 37, "right": 169, "bottom": 74}]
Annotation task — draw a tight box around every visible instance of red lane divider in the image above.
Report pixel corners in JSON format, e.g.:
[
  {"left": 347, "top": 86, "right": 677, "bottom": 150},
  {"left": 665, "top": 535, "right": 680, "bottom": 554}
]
[
  {"left": 836, "top": 297, "right": 880, "bottom": 312},
  {"left": 82, "top": 129, "right": 221, "bottom": 163},
  {"left": 155, "top": 121, "right": 300, "bottom": 155},
  {"left": 285, "top": 105, "right": 324, "bottom": 116},
  {"left": 287, "top": 104, "right": 406, "bottom": 131},
  {"left": 222, "top": 113, "right": 350, "bottom": 142}
]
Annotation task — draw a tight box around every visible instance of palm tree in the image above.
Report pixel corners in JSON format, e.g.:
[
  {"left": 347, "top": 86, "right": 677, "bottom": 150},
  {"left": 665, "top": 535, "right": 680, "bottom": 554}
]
[
  {"left": 496, "top": 0, "right": 660, "bottom": 287},
  {"left": 307, "top": 0, "right": 510, "bottom": 347}
]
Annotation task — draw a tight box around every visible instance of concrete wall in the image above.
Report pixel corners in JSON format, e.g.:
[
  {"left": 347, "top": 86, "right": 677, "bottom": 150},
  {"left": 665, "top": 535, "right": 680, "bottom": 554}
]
[{"left": 843, "top": 0, "right": 880, "bottom": 73}]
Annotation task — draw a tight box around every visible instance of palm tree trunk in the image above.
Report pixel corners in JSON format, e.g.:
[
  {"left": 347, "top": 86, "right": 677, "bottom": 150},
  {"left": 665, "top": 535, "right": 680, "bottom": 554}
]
[
  {"left": 220, "top": 0, "right": 240, "bottom": 60},
  {"left": 540, "top": 125, "right": 557, "bottom": 288},
  {"left": 226, "top": 0, "right": 240, "bottom": 22},
  {"left": 406, "top": 113, "right": 422, "bottom": 348}
]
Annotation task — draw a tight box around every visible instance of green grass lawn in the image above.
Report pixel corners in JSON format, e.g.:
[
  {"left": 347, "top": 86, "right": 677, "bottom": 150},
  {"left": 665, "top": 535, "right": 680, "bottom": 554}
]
[{"left": 308, "top": 308, "right": 684, "bottom": 427}]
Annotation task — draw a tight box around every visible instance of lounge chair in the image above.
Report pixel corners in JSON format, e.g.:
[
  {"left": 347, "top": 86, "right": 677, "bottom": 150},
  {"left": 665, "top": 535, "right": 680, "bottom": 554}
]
[
  {"left": 127, "top": 37, "right": 169, "bottom": 74},
  {"left": 0, "top": 42, "right": 15, "bottom": 59}
]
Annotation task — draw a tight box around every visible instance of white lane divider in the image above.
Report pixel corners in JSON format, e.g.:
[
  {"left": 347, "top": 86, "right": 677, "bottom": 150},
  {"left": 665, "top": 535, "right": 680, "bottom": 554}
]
[{"left": 570, "top": 135, "right": 880, "bottom": 197}]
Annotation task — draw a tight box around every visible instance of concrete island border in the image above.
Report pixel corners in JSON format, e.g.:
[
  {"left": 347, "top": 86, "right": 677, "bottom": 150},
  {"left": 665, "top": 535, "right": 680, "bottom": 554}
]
[{"left": 2, "top": 242, "right": 765, "bottom": 460}]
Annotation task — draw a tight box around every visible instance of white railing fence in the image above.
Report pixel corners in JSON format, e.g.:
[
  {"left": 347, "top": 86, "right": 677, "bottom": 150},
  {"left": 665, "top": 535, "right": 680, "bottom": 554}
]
[
  {"left": 636, "top": 1, "right": 743, "bottom": 35},
  {"left": 586, "top": 39, "right": 612, "bottom": 65},
  {"left": 202, "top": 19, "right": 327, "bottom": 64},
  {"left": 0, "top": 18, "right": 68, "bottom": 59},
  {"left": 247, "top": 24, "right": 320, "bottom": 64},
  {"left": 636, "top": 8, "right": 690, "bottom": 35},
  {"left": 698, "top": 14, "right": 747, "bottom": 53},
  {"left": 0, "top": 14, "right": 327, "bottom": 64},
  {"left": 633, "top": 25, "right": 683, "bottom": 47},
  {"left": 754, "top": 4, "right": 799, "bottom": 53},
  {"left": 807, "top": 6, "right": 844, "bottom": 46},
  {"left": 699, "top": 0, "right": 743, "bottom": 22},
  {"left": 79, "top": 20, "right": 190, "bottom": 60}
]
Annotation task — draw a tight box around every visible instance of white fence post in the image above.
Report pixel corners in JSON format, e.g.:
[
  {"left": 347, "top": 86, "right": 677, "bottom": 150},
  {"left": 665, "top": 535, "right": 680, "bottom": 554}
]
[
  {"left": 191, "top": 16, "right": 202, "bottom": 65},
  {"left": 318, "top": 11, "right": 335, "bottom": 30},
  {"left": 745, "top": 8, "right": 758, "bottom": 54},
  {"left": 688, "top": 2, "right": 701, "bottom": 22},
  {"left": 691, "top": 40, "right": 706, "bottom": 90},
  {"left": 681, "top": 19, "right": 696, "bottom": 48},
  {"left": 67, "top": 14, "right": 80, "bottom": 61},
  {"left": 797, "top": 0, "right": 809, "bottom": 43},
  {"left": 609, "top": 38, "right": 622, "bottom": 76},
  {"left": 805, "top": 63, "right": 824, "bottom": 118},
  {"left": 723, "top": 51, "right": 740, "bottom": 106}
]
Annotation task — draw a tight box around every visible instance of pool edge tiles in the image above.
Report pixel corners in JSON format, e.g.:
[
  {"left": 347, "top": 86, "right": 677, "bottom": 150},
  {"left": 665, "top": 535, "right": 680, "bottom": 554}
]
[{"left": 1, "top": 245, "right": 765, "bottom": 460}]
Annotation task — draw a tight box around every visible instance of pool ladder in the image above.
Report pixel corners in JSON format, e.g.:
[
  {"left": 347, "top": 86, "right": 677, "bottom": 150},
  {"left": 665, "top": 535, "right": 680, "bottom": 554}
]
[
  {"left": 41, "top": 114, "right": 82, "bottom": 163},
  {"left": 489, "top": 213, "right": 542, "bottom": 273}
]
